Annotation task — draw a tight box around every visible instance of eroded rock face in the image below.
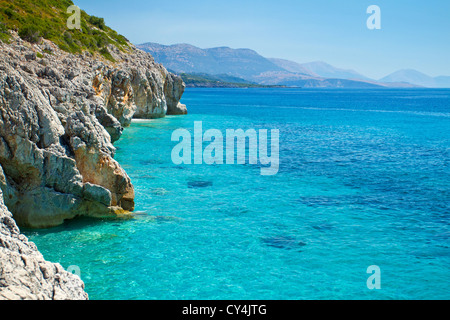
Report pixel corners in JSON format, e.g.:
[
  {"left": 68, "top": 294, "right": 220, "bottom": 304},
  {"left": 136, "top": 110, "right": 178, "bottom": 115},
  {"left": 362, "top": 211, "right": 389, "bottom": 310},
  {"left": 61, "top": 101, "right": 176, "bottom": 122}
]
[
  {"left": 93, "top": 47, "right": 187, "bottom": 123},
  {"left": 0, "top": 178, "right": 88, "bottom": 300},
  {"left": 0, "top": 33, "right": 186, "bottom": 228},
  {"left": 164, "top": 73, "right": 187, "bottom": 115}
]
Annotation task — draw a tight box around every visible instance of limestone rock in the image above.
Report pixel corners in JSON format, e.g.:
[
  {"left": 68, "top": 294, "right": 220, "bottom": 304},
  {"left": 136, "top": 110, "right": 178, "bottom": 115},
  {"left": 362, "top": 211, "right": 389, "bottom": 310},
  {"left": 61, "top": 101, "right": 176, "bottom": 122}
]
[
  {"left": 171, "top": 102, "right": 188, "bottom": 115},
  {"left": 0, "top": 33, "right": 186, "bottom": 228},
  {"left": 0, "top": 31, "right": 186, "bottom": 300},
  {"left": 165, "top": 73, "right": 187, "bottom": 115},
  {"left": 0, "top": 184, "right": 88, "bottom": 300}
]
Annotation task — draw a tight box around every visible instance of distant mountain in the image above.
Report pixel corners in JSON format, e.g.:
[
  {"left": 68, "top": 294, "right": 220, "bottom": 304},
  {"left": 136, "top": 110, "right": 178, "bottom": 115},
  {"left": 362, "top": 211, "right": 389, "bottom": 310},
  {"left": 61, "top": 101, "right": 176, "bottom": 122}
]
[
  {"left": 380, "top": 69, "right": 435, "bottom": 87},
  {"left": 298, "top": 61, "right": 372, "bottom": 81},
  {"left": 268, "top": 58, "right": 317, "bottom": 76},
  {"left": 137, "top": 43, "right": 285, "bottom": 80},
  {"left": 380, "top": 69, "right": 450, "bottom": 88},
  {"left": 270, "top": 77, "right": 383, "bottom": 88},
  {"left": 137, "top": 42, "right": 442, "bottom": 88},
  {"left": 251, "top": 71, "right": 382, "bottom": 88},
  {"left": 269, "top": 59, "right": 372, "bottom": 81},
  {"left": 137, "top": 42, "right": 380, "bottom": 87}
]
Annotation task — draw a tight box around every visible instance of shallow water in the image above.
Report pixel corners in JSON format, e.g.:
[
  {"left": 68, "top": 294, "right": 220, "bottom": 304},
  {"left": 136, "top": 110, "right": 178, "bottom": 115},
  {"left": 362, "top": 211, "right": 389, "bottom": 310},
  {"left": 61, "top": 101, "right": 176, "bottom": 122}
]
[{"left": 25, "top": 88, "right": 450, "bottom": 299}]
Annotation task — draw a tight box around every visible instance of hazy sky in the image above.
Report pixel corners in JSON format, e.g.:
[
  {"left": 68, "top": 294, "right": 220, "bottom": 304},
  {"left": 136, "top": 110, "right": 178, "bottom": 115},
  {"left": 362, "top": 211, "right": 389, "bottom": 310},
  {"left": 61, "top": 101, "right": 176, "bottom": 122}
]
[{"left": 73, "top": 0, "right": 450, "bottom": 79}]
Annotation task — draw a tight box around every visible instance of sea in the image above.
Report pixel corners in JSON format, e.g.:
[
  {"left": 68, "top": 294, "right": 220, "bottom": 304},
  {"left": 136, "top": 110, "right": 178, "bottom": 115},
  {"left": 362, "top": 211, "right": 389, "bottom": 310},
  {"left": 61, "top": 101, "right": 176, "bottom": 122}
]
[{"left": 25, "top": 88, "right": 450, "bottom": 300}]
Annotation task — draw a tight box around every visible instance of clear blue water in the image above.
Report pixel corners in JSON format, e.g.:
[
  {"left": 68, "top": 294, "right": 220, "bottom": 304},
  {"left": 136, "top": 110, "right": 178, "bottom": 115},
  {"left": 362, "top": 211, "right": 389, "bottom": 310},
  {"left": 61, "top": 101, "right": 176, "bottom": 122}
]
[{"left": 25, "top": 88, "right": 450, "bottom": 300}]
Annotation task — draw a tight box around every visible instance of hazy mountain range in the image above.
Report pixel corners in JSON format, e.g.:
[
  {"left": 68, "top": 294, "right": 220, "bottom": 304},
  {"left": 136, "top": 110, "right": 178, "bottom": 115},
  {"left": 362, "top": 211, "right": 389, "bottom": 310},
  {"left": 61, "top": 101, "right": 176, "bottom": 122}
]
[
  {"left": 137, "top": 43, "right": 285, "bottom": 79},
  {"left": 137, "top": 42, "right": 450, "bottom": 88},
  {"left": 379, "top": 69, "right": 450, "bottom": 88}
]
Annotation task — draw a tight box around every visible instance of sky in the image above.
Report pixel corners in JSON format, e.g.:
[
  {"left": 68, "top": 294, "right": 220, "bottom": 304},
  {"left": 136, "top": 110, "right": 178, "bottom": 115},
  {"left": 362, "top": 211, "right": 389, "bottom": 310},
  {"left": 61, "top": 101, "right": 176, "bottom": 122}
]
[{"left": 73, "top": 0, "right": 450, "bottom": 79}]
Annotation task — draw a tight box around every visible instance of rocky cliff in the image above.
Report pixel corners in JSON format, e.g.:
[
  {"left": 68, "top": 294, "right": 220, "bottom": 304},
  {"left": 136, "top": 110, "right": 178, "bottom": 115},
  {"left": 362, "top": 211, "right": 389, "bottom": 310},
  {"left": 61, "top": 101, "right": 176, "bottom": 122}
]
[
  {"left": 0, "top": 33, "right": 186, "bottom": 229},
  {"left": 0, "top": 32, "right": 187, "bottom": 299},
  {"left": 0, "top": 182, "right": 88, "bottom": 299}
]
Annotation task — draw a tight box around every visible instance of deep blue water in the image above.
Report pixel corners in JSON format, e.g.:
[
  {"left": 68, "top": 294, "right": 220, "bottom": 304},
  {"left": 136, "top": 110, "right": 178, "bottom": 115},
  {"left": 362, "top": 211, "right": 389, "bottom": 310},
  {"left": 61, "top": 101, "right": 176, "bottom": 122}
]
[{"left": 25, "top": 88, "right": 450, "bottom": 299}]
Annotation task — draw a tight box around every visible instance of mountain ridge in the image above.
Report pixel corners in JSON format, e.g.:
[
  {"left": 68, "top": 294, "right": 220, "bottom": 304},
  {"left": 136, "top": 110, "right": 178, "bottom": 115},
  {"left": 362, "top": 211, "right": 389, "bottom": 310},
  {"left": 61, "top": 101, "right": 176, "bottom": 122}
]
[
  {"left": 380, "top": 69, "right": 450, "bottom": 88},
  {"left": 298, "top": 61, "right": 372, "bottom": 81},
  {"left": 138, "top": 42, "right": 445, "bottom": 88},
  {"left": 137, "top": 42, "right": 286, "bottom": 81}
]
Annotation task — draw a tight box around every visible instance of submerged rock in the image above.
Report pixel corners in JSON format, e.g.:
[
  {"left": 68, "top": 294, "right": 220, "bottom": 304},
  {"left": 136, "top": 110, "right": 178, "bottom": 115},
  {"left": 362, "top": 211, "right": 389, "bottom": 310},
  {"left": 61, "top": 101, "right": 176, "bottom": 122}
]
[
  {"left": 312, "top": 222, "right": 334, "bottom": 232},
  {"left": 149, "top": 215, "right": 180, "bottom": 223},
  {"left": 151, "top": 188, "right": 170, "bottom": 196},
  {"left": 262, "top": 236, "right": 307, "bottom": 251},
  {"left": 188, "top": 181, "right": 214, "bottom": 189}
]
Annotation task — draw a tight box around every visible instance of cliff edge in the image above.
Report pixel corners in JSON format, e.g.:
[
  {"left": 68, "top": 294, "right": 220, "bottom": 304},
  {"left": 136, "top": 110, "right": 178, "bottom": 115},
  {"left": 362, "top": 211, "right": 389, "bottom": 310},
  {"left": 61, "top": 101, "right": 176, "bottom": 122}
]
[
  {"left": 0, "top": 33, "right": 186, "bottom": 228},
  {"left": 0, "top": 10, "right": 186, "bottom": 298},
  {"left": 0, "top": 180, "right": 88, "bottom": 299}
]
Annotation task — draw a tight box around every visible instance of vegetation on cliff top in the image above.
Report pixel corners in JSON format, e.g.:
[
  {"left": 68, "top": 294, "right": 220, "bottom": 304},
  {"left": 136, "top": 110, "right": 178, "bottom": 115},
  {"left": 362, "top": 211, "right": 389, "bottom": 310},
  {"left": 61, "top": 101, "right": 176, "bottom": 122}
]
[{"left": 0, "top": 0, "right": 130, "bottom": 60}]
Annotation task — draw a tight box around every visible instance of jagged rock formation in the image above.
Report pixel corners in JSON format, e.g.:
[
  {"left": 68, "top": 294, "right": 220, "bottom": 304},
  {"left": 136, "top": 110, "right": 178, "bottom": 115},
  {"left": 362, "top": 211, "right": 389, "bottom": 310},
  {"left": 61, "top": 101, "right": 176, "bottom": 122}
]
[
  {"left": 0, "top": 33, "right": 186, "bottom": 229},
  {"left": 0, "top": 31, "right": 187, "bottom": 299},
  {"left": 0, "top": 175, "right": 88, "bottom": 300}
]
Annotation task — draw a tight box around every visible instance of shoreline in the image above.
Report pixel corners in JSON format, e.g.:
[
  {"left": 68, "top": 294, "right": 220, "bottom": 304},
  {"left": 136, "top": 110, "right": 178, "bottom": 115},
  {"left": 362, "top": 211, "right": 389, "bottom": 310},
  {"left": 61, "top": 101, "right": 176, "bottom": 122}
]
[{"left": 0, "top": 29, "right": 187, "bottom": 298}]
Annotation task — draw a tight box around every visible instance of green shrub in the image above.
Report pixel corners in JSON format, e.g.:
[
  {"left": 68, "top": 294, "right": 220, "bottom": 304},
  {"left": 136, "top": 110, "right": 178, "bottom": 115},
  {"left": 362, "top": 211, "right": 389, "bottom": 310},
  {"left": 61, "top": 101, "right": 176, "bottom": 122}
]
[
  {"left": 0, "top": 0, "right": 130, "bottom": 55},
  {"left": 19, "top": 25, "right": 41, "bottom": 43},
  {"left": 88, "top": 16, "right": 105, "bottom": 30},
  {"left": 4, "top": 8, "right": 14, "bottom": 19},
  {"left": 63, "top": 32, "right": 73, "bottom": 45},
  {"left": 0, "top": 22, "right": 7, "bottom": 33},
  {"left": 0, "top": 22, "right": 9, "bottom": 42},
  {"left": 100, "top": 47, "right": 115, "bottom": 62}
]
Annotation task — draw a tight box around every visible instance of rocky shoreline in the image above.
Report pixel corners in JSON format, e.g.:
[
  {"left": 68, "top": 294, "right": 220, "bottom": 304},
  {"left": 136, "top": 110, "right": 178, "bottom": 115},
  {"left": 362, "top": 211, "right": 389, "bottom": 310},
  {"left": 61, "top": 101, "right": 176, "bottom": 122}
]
[
  {"left": 0, "top": 33, "right": 187, "bottom": 299},
  {"left": 0, "top": 186, "right": 88, "bottom": 300}
]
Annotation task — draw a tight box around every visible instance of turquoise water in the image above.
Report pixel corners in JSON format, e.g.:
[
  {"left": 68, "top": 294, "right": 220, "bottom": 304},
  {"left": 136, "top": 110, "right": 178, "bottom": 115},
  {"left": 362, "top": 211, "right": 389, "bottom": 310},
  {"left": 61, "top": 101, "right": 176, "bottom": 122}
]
[{"left": 25, "top": 88, "right": 450, "bottom": 300}]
